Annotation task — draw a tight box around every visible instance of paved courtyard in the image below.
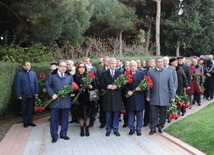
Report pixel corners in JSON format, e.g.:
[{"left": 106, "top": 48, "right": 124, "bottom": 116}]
[{"left": 0, "top": 99, "right": 211, "bottom": 155}]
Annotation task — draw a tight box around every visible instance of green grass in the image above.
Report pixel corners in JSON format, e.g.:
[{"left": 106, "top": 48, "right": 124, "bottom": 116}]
[{"left": 165, "top": 102, "right": 214, "bottom": 155}]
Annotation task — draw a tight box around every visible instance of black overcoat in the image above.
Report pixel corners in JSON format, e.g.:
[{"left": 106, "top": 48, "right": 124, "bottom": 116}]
[{"left": 100, "top": 69, "right": 122, "bottom": 112}]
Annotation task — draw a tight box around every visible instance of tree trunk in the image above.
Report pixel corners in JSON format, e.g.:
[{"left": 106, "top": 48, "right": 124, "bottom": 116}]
[
  {"left": 145, "top": 23, "right": 151, "bottom": 55},
  {"left": 176, "top": 41, "right": 180, "bottom": 57},
  {"left": 155, "top": 0, "right": 161, "bottom": 56},
  {"left": 119, "top": 29, "right": 123, "bottom": 57}
]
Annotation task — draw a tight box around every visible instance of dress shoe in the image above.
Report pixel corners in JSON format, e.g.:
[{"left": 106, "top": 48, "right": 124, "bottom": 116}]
[
  {"left": 105, "top": 131, "right": 111, "bottom": 137},
  {"left": 100, "top": 124, "right": 105, "bottom": 128},
  {"left": 129, "top": 130, "right": 135, "bottom": 135},
  {"left": 137, "top": 132, "right": 142, "bottom": 136},
  {"left": 28, "top": 123, "right": 36, "bottom": 127},
  {"left": 123, "top": 123, "right": 128, "bottom": 128},
  {"left": 198, "top": 103, "right": 201, "bottom": 106},
  {"left": 143, "top": 124, "right": 148, "bottom": 127},
  {"left": 69, "top": 120, "right": 76, "bottom": 123},
  {"left": 23, "top": 123, "right": 28, "bottom": 128},
  {"left": 52, "top": 138, "right": 57, "bottom": 143},
  {"left": 149, "top": 129, "right": 156, "bottom": 135},
  {"left": 60, "top": 136, "right": 70, "bottom": 140},
  {"left": 114, "top": 131, "right": 120, "bottom": 137},
  {"left": 158, "top": 127, "right": 163, "bottom": 133}
]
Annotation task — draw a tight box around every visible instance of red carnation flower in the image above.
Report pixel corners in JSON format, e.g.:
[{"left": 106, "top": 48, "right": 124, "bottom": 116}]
[
  {"left": 89, "top": 72, "right": 96, "bottom": 79},
  {"left": 72, "top": 82, "right": 79, "bottom": 90}
]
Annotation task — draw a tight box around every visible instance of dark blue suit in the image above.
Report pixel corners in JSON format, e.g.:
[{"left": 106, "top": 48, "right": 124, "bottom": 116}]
[
  {"left": 125, "top": 71, "right": 145, "bottom": 133},
  {"left": 15, "top": 69, "right": 39, "bottom": 125},
  {"left": 45, "top": 69, "right": 74, "bottom": 139}
]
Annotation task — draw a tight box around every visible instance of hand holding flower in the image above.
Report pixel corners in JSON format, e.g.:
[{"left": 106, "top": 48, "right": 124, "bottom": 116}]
[
  {"left": 135, "top": 87, "right": 141, "bottom": 91},
  {"left": 111, "top": 85, "right": 117, "bottom": 90},
  {"left": 88, "top": 84, "right": 93, "bottom": 89},
  {"left": 52, "top": 94, "right": 57, "bottom": 100},
  {"left": 107, "top": 84, "right": 113, "bottom": 89},
  {"left": 127, "top": 91, "right": 133, "bottom": 96}
]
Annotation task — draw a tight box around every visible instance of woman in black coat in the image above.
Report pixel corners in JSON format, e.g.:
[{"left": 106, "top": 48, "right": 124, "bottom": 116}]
[{"left": 74, "top": 61, "right": 97, "bottom": 137}]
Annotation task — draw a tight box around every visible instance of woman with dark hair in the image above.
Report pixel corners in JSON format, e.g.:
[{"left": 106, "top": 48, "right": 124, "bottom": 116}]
[{"left": 73, "top": 61, "right": 97, "bottom": 137}]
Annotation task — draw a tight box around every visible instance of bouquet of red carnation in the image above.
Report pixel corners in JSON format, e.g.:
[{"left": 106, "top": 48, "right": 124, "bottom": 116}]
[
  {"left": 126, "top": 76, "right": 153, "bottom": 98},
  {"left": 101, "top": 72, "right": 133, "bottom": 96},
  {"left": 124, "top": 71, "right": 133, "bottom": 83},
  {"left": 34, "top": 97, "right": 44, "bottom": 113},
  {"left": 167, "top": 102, "right": 178, "bottom": 120},
  {"left": 120, "top": 105, "right": 127, "bottom": 115},
  {"left": 43, "top": 82, "right": 79, "bottom": 108},
  {"left": 72, "top": 72, "right": 96, "bottom": 104},
  {"left": 198, "top": 85, "right": 205, "bottom": 94},
  {"left": 176, "top": 95, "right": 189, "bottom": 109},
  {"left": 167, "top": 102, "right": 178, "bottom": 119}
]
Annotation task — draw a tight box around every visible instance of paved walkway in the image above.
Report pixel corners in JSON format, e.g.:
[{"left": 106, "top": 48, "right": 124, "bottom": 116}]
[{"left": 0, "top": 99, "right": 212, "bottom": 155}]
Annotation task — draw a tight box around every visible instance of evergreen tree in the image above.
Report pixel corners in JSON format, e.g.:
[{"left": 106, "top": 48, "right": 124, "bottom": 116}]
[
  {"left": 13, "top": 0, "right": 93, "bottom": 45},
  {"left": 93, "top": 0, "right": 137, "bottom": 56}
]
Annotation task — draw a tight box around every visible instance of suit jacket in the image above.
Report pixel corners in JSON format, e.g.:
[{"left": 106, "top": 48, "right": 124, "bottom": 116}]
[
  {"left": 148, "top": 67, "right": 175, "bottom": 106},
  {"left": 176, "top": 66, "right": 188, "bottom": 95},
  {"left": 180, "top": 64, "right": 191, "bottom": 87},
  {"left": 100, "top": 69, "right": 122, "bottom": 111},
  {"left": 124, "top": 71, "right": 145, "bottom": 111},
  {"left": 45, "top": 69, "right": 74, "bottom": 109}
]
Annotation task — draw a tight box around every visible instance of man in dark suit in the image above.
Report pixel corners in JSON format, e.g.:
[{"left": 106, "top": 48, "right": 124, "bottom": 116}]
[
  {"left": 125, "top": 60, "right": 146, "bottom": 136},
  {"left": 96, "top": 56, "right": 110, "bottom": 128},
  {"left": 100, "top": 57, "right": 123, "bottom": 137},
  {"left": 46, "top": 60, "right": 74, "bottom": 143},
  {"left": 15, "top": 61, "right": 39, "bottom": 128},
  {"left": 143, "top": 59, "right": 155, "bottom": 127}
]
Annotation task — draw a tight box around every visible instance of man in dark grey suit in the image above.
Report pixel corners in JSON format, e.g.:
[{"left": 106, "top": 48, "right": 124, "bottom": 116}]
[{"left": 147, "top": 57, "right": 176, "bottom": 135}]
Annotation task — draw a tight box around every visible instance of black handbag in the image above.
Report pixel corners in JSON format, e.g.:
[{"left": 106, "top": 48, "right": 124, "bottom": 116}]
[{"left": 89, "top": 90, "right": 100, "bottom": 102}]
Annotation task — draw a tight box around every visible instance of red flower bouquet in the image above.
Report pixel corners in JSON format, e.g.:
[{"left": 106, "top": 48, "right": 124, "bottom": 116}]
[
  {"left": 198, "top": 85, "right": 205, "bottom": 94},
  {"left": 72, "top": 72, "right": 96, "bottom": 104},
  {"left": 43, "top": 82, "right": 79, "bottom": 108},
  {"left": 167, "top": 102, "right": 178, "bottom": 120},
  {"left": 175, "top": 95, "right": 189, "bottom": 109},
  {"left": 34, "top": 97, "right": 44, "bottom": 113},
  {"left": 126, "top": 75, "right": 153, "bottom": 98},
  {"left": 101, "top": 71, "right": 133, "bottom": 96}
]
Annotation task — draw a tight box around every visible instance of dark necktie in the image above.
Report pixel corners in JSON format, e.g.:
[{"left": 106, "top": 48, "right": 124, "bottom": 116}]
[{"left": 61, "top": 73, "right": 64, "bottom": 79}]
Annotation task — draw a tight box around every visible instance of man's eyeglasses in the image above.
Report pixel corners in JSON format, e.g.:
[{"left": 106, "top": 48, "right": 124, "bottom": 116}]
[{"left": 59, "top": 65, "right": 67, "bottom": 68}]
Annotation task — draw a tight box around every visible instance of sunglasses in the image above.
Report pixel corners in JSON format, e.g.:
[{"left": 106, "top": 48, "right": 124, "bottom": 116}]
[{"left": 78, "top": 66, "right": 85, "bottom": 68}]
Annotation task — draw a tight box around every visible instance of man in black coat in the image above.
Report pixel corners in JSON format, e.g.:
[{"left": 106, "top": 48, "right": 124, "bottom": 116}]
[
  {"left": 100, "top": 58, "right": 123, "bottom": 137},
  {"left": 96, "top": 56, "right": 110, "bottom": 128}
]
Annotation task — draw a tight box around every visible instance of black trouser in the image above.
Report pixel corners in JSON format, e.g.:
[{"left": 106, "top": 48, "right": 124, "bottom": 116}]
[
  {"left": 193, "top": 93, "right": 201, "bottom": 104},
  {"left": 99, "top": 99, "right": 106, "bottom": 125},
  {"left": 70, "top": 105, "right": 77, "bottom": 121},
  {"left": 21, "top": 97, "right": 34, "bottom": 124},
  {"left": 149, "top": 105, "right": 167, "bottom": 129},
  {"left": 144, "top": 100, "right": 150, "bottom": 126}
]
